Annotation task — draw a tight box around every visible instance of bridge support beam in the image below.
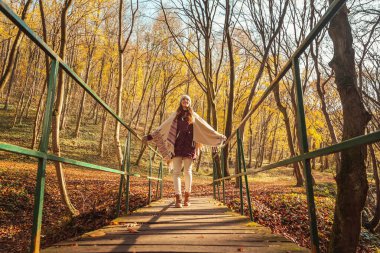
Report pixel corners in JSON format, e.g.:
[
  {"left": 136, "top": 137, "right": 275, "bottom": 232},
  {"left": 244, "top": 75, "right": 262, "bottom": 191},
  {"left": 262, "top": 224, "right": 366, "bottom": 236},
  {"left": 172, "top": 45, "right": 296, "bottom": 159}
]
[
  {"left": 237, "top": 131, "right": 253, "bottom": 221},
  {"left": 236, "top": 134, "right": 244, "bottom": 215},
  {"left": 116, "top": 133, "right": 130, "bottom": 217},
  {"left": 293, "top": 57, "right": 320, "bottom": 253},
  {"left": 125, "top": 131, "right": 131, "bottom": 214},
  {"left": 220, "top": 150, "right": 226, "bottom": 204},
  {"left": 148, "top": 149, "right": 152, "bottom": 204},
  {"left": 30, "top": 59, "right": 59, "bottom": 253}
]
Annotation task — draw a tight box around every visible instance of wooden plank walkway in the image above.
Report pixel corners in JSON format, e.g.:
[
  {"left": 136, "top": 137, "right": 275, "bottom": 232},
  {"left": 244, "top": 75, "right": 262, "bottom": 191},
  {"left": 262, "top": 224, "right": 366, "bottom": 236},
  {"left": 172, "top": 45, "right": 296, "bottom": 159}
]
[{"left": 43, "top": 197, "right": 309, "bottom": 252}]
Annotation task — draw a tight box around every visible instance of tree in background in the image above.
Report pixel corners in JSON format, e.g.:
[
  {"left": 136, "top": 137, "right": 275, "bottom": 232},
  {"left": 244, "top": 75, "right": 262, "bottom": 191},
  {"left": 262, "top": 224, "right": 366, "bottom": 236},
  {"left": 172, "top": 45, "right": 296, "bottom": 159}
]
[
  {"left": 51, "top": 0, "right": 78, "bottom": 215},
  {"left": 0, "top": 0, "right": 31, "bottom": 93},
  {"left": 328, "top": 2, "right": 371, "bottom": 252},
  {"left": 115, "top": 0, "right": 138, "bottom": 167}
]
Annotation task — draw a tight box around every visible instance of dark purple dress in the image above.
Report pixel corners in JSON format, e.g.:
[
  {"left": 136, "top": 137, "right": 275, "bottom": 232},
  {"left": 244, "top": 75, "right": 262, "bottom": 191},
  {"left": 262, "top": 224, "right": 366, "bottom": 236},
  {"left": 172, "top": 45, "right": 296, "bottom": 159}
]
[{"left": 148, "top": 109, "right": 196, "bottom": 159}]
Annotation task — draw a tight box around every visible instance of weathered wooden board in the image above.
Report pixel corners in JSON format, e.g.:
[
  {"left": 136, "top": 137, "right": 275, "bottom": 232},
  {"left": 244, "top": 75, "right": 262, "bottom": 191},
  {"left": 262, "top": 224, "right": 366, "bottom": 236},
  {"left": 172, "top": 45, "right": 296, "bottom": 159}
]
[
  {"left": 42, "top": 244, "right": 308, "bottom": 253},
  {"left": 42, "top": 197, "right": 309, "bottom": 253}
]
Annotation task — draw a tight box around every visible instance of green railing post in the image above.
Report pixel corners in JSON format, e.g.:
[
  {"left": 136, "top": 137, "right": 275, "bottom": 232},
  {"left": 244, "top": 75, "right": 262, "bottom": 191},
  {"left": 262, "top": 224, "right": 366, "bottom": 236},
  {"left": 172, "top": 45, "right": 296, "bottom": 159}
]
[
  {"left": 212, "top": 160, "right": 216, "bottom": 199},
  {"left": 155, "top": 158, "right": 162, "bottom": 200},
  {"left": 237, "top": 131, "right": 254, "bottom": 221},
  {"left": 30, "top": 59, "right": 58, "bottom": 253},
  {"left": 148, "top": 149, "right": 152, "bottom": 205},
  {"left": 293, "top": 57, "right": 320, "bottom": 253},
  {"left": 212, "top": 160, "right": 217, "bottom": 199},
  {"left": 159, "top": 159, "right": 163, "bottom": 199},
  {"left": 116, "top": 135, "right": 129, "bottom": 217},
  {"left": 155, "top": 169, "right": 159, "bottom": 200},
  {"left": 220, "top": 149, "right": 226, "bottom": 204},
  {"left": 236, "top": 133, "right": 244, "bottom": 215},
  {"left": 125, "top": 131, "right": 132, "bottom": 214},
  {"left": 217, "top": 163, "right": 221, "bottom": 201},
  {"left": 116, "top": 174, "right": 124, "bottom": 216}
]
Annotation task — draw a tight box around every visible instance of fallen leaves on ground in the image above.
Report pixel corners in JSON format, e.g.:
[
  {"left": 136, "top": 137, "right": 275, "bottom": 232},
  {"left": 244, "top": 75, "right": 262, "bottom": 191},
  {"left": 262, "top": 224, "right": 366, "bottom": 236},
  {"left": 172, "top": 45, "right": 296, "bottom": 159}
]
[
  {"left": 220, "top": 177, "right": 377, "bottom": 253},
  {"left": 1, "top": 162, "right": 379, "bottom": 253},
  {"left": 0, "top": 161, "right": 214, "bottom": 253}
]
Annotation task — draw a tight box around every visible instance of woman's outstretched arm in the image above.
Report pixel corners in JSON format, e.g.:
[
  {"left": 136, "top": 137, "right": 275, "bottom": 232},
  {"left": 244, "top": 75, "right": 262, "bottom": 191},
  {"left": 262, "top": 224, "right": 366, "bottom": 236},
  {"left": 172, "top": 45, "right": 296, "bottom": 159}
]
[{"left": 193, "top": 112, "right": 226, "bottom": 146}]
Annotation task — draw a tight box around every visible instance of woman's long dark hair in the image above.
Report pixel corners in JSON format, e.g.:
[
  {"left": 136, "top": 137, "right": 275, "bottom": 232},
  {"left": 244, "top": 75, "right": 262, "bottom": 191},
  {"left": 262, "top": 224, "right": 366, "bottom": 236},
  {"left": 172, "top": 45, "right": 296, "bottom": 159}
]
[{"left": 176, "top": 103, "right": 194, "bottom": 124}]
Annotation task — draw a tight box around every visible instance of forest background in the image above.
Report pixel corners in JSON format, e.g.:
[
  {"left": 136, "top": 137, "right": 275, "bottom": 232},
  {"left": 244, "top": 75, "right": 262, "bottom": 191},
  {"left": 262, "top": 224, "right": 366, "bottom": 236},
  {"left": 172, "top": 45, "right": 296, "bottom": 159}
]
[{"left": 0, "top": 0, "right": 379, "bottom": 252}]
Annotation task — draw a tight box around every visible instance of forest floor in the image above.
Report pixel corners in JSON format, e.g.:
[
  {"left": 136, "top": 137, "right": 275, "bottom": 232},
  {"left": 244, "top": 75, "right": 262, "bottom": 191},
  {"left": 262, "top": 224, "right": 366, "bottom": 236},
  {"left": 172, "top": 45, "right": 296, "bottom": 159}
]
[
  {"left": 0, "top": 108, "right": 379, "bottom": 252},
  {"left": 0, "top": 160, "right": 379, "bottom": 253}
]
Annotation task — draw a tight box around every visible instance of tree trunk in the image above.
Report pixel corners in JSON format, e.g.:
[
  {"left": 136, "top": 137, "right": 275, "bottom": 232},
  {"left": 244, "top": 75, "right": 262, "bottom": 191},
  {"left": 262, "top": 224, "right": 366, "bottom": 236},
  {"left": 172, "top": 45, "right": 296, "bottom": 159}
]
[
  {"left": 196, "top": 150, "right": 202, "bottom": 172},
  {"left": 60, "top": 77, "right": 73, "bottom": 131},
  {"left": 60, "top": 38, "right": 77, "bottom": 131},
  {"left": 0, "top": 0, "right": 32, "bottom": 92},
  {"left": 74, "top": 36, "right": 95, "bottom": 138},
  {"left": 12, "top": 64, "right": 29, "bottom": 126},
  {"left": 18, "top": 49, "right": 40, "bottom": 125},
  {"left": 222, "top": 0, "right": 234, "bottom": 178},
  {"left": 270, "top": 65, "right": 304, "bottom": 186},
  {"left": 115, "top": 0, "right": 137, "bottom": 166},
  {"left": 31, "top": 82, "right": 46, "bottom": 150},
  {"left": 91, "top": 56, "right": 105, "bottom": 124},
  {"left": 268, "top": 117, "right": 279, "bottom": 163},
  {"left": 328, "top": 3, "right": 372, "bottom": 252},
  {"left": 324, "top": 156, "right": 329, "bottom": 171},
  {"left": 23, "top": 67, "right": 40, "bottom": 119},
  {"left": 247, "top": 119, "right": 253, "bottom": 168},
  {"left": 12, "top": 78, "right": 26, "bottom": 127},
  {"left": 3, "top": 50, "right": 20, "bottom": 110},
  {"left": 309, "top": 1, "right": 341, "bottom": 170},
  {"left": 32, "top": 0, "right": 50, "bottom": 150},
  {"left": 99, "top": 65, "right": 114, "bottom": 157},
  {"left": 234, "top": 147, "right": 240, "bottom": 188},
  {"left": 51, "top": 0, "right": 78, "bottom": 215},
  {"left": 0, "top": 39, "right": 11, "bottom": 82}
]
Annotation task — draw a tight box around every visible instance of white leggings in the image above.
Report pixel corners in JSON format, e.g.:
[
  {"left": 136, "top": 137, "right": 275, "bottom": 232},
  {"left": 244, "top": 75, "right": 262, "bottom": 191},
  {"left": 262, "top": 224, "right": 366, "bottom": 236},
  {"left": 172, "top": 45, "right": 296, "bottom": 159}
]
[{"left": 172, "top": 157, "right": 193, "bottom": 195}]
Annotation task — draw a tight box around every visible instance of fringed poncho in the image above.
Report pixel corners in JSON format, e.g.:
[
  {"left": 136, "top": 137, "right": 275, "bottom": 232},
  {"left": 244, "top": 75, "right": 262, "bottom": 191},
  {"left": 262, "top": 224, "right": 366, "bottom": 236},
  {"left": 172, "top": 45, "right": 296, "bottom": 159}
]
[{"left": 147, "top": 111, "right": 226, "bottom": 170}]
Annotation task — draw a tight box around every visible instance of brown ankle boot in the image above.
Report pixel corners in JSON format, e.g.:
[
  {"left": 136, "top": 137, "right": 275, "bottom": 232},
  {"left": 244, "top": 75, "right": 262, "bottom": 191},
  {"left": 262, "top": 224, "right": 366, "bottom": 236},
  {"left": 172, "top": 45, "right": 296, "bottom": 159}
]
[
  {"left": 175, "top": 194, "right": 183, "bottom": 208},
  {"left": 184, "top": 192, "right": 190, "bottom": 207}
]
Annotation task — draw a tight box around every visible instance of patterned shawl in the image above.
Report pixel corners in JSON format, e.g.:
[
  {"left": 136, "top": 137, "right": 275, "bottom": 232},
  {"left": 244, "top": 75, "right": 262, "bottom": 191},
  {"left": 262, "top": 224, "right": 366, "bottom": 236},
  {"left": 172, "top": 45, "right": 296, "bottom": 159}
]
[{"left": 149, "top": 111, "right": 226, "bottom": 169}]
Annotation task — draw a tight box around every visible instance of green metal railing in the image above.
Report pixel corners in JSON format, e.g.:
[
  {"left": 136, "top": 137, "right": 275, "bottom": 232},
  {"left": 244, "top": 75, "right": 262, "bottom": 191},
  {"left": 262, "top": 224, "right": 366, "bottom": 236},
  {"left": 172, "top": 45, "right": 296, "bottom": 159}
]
[
  {"left": 212, "top": 0, "right": 380, "bottom": 253},
  {"left": 0, "top": 2, "right": 164, "bottom": 253}
]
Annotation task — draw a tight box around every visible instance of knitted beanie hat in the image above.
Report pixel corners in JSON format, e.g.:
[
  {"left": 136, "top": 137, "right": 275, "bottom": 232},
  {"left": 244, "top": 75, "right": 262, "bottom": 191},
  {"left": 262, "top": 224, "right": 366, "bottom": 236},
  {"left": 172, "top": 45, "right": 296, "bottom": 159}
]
[{"left": 180, "top": 94, "right": 191, "bottom": 105}]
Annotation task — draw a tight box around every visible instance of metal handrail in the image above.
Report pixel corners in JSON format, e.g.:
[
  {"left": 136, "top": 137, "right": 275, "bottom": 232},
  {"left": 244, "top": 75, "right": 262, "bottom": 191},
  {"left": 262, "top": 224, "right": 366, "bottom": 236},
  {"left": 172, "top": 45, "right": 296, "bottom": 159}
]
[{"left": 215, "top": 129, "right": 380, "bottom": 183}]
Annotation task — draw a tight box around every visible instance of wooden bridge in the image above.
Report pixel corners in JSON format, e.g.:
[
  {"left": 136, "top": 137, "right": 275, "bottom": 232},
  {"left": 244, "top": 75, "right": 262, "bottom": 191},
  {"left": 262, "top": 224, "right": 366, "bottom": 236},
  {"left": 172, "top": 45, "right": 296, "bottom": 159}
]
[{"left": 42, "top": 197, "right": 308, "bottom": 253}]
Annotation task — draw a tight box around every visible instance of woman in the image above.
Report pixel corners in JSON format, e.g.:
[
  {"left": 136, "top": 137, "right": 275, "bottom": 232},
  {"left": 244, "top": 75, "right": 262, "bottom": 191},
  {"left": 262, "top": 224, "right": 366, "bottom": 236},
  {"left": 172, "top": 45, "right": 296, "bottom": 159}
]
[{"left": 142, "top": 95, "right": 226, "bottom": 208}]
